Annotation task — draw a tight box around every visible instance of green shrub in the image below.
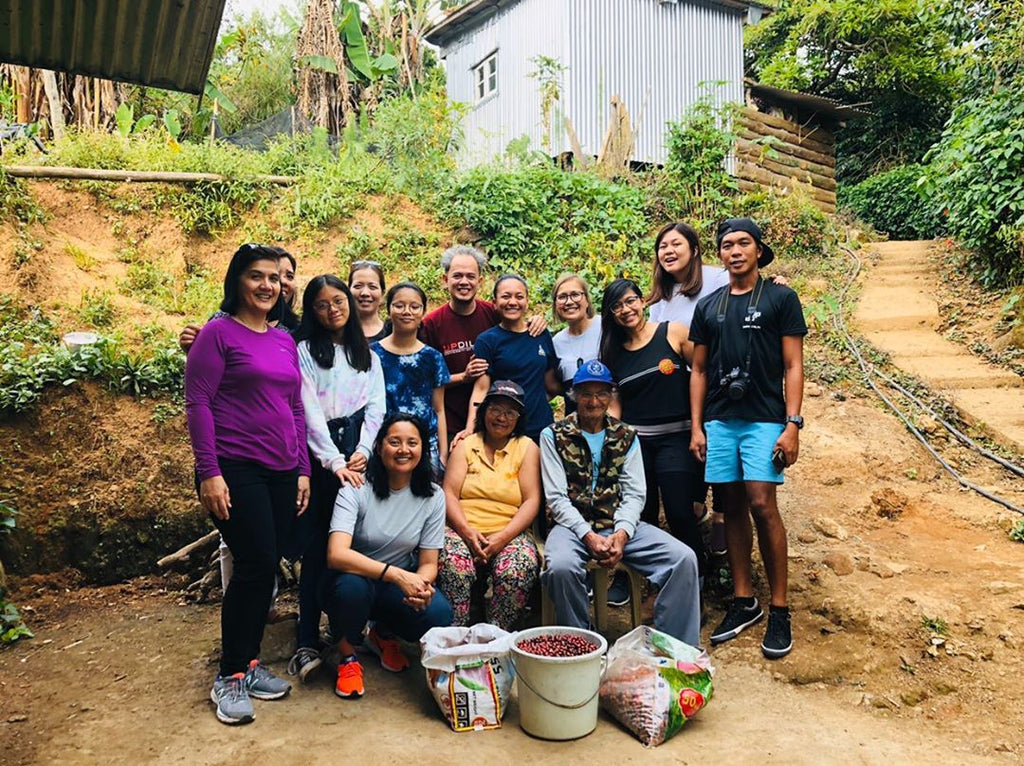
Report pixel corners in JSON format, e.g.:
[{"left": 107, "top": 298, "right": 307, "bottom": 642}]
[
  {"left": 924, "top": 89, "right": 1024, "bottom": 287},
  {"left": 838, "top": 164, "right": 944, "bottom": 240},
  {"left": 733, "top": 186, "right": 838, "bottom": 261},
  {"left": 0, "top": 167, "right": 46, "bottom": 224},
  {"left": 77, "top": 290, "right": 117, "bottom": 328},
  {"left": 437, "top": 162, "right": 650, "bottom": 281}
]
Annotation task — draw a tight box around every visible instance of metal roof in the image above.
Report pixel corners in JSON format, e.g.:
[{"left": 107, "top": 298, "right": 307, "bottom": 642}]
[
  {"left": 0, "top": 0, "right": 227, "bottom": 94},
  {"left": 746, "top": 79, "right": 872, "bottom": 120},
  {"left": 427, "top": 0, "right": 756, "bottom": 46}
]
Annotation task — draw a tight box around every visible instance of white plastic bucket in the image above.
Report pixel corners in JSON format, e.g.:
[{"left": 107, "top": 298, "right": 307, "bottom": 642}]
[
  {"left": 510, "top": 626, "right": 608, "bottom": 740},
  {"left": 62, "top": 331, "right": 99, "bottom": 352}
]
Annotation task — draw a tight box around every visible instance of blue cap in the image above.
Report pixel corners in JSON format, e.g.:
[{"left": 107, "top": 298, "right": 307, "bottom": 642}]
[{"left": 573, "top": 359, "right": 614, "bottom": 387}]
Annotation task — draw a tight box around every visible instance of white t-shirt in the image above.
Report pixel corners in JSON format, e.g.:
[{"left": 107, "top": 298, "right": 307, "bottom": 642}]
[
  {"left": 649, "top": 265, "right": 730, "bottom": 329},
  {"left": 330, "top": 482, "right": 445, "bottom": 570},
  {"left": 552, "top": 316, "right": 603, "bottom": 384}
]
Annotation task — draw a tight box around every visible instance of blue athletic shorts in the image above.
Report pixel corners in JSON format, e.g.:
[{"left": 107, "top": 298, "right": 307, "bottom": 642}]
[{"left": 704, "top": 420, "right": 786, "bottom": 484}]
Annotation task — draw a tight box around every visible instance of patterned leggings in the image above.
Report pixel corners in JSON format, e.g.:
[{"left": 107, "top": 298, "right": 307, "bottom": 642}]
[{"left": 438, "top": 528, "right": 540, "bottom": 632}]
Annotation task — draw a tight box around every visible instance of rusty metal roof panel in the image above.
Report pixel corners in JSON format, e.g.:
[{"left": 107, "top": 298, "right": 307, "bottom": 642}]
[{"left": 0, "top": 0, "right": 227, "bottom": 94}]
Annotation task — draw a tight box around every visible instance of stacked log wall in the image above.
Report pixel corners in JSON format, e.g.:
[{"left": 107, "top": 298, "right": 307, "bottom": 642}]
[{"left": 734, "top": 106, "right": 837, "bottom": 213}]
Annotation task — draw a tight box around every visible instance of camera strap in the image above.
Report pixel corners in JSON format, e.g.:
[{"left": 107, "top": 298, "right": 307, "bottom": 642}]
[{"left": 716, "top": 277, "right": 765, "bottom": 381}]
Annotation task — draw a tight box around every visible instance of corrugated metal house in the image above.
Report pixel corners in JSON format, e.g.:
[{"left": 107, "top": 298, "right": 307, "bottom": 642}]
[{"left": 426, "top": 0, "right": 760, "bottom": 166}]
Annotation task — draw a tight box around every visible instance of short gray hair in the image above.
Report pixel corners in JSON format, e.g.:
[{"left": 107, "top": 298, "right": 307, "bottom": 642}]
[{"left": 441, "top": 244, "right": 488, "bottom": 273}]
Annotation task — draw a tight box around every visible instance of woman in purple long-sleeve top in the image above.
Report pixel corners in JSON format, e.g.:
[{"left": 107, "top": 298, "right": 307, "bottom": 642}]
[{"left": 185, "top": 243, "right": 311, "bottom": 726}]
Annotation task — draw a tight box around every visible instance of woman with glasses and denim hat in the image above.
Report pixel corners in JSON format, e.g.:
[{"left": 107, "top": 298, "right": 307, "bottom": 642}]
[
  {"left": 287, "top": 274, "right": 386, "bottom": 684},
  {"left": 551, "top": 274, "right": 602, "bottom": 415},
  {"left": 599, "top": 278, "right": 709, "bottom": 584},
  {"left": 185, "top": 243, "right": 311, "bottom": 725},
  {"left": 348, "top": 260, "right": 391, "bottom": 342},
  {"left": 437, "top": 380, "right": 542, "bottom": 630}
]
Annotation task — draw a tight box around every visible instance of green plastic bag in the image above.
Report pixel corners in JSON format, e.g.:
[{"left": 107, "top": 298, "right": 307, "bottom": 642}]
[{"left": 599, "top": 626, "right": 714, "bottom": 746}]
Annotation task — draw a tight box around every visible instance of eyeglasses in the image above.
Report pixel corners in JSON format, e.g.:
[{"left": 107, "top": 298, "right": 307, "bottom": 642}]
[
  {"left": 556, "top": 290, "right": 586, "bottom": 304},
  {"left": 611, "top": 295, "right": 643, "bottom": 315},
  {"left": 242, "top": 242, "right": 269, "bottom": 250},
  {"left": 488, "top": 405, "right": 521, "bottom": 419},
  {"left": 575, "top": 390, "right": 612, "bottom": 402},
  {"left": 314, "top": 298, "right": 348, "bottom": 313},
  {"left": 351, "top": 260, "right": 381, "bottom": 269}
]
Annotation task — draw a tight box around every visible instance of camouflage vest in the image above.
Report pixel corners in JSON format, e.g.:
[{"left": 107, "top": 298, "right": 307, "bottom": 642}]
[{"left": 551, "top": 414, "right": 637, "bottom": 530}]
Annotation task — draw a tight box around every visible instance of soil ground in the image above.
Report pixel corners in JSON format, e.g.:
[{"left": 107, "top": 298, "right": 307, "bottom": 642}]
[
  {"left": 855, "top": 240, "right": 1024, "bottom": 452},
  {"left": 3, "top": 388, "right": 1023, "bottom": 765},
  {"left": 2, "top": 189, "right": 1023, "bottom": 764}
]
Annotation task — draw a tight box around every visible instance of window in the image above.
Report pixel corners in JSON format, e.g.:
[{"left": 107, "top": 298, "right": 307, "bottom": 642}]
[{"left": 473, "top": 52, "right": 497, "bottom": 103}]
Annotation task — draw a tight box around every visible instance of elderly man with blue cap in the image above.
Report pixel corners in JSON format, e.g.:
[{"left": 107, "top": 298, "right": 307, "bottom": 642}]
[{"left": 539, "top": 359, "right": 702, "bottom": 646}]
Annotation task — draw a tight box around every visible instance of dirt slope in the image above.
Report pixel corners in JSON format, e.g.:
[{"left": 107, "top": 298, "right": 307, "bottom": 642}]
[{"left": 2, "top": 392, "right": 1022, "bottom": 765}]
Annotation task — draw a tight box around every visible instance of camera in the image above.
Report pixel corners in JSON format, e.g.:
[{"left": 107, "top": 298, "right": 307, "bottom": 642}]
[{"left": 720, "top": 367, "right": 750, "bottom": 400}]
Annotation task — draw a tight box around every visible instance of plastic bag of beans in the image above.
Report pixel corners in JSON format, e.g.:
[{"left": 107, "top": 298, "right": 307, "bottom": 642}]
[
  {"left": 600, "top": 626, "right": 714, "bottom": 746},
  {"left": 420, "top": 624, "right": 515, "bottom": 732}
]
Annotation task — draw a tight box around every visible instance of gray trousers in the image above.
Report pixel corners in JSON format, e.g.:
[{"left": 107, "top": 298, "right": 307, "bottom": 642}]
[{"left": 540, "top": 522, "right": 701, "bottom": 647}]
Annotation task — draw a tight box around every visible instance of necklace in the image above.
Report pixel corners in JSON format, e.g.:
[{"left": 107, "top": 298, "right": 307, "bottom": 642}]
[{"left": 231, "top": 315, "right": 268, "bottom": 333}]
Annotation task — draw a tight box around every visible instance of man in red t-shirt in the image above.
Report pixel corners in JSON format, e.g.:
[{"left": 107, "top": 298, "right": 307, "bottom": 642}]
[
  {"left": 420, "top": 245, "right": 545, "bottom": 446},
  {"left": 420, "top": 246, "right": 499, "bottom": 445}
]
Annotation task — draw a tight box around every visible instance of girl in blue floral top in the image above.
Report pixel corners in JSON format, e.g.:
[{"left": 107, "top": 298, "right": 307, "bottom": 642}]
[{"left": 372, "top": 282, "right": 450, "bottom": 474}]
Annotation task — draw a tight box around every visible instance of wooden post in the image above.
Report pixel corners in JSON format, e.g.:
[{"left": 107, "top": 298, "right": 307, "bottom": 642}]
[
  {"left": 41, "top": 70, "right": 65, "bottom": 140},
  {"left": 93, "top": 78, "right": 100, "bottom": 129}
]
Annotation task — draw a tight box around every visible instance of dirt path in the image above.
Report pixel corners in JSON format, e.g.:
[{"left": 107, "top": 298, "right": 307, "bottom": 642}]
[
  {"left": 854, "top": 240, "right": 1024, "bottom": 452},
  {"left": 3, "top": 390, "right": 1023, "bottom": 765}
]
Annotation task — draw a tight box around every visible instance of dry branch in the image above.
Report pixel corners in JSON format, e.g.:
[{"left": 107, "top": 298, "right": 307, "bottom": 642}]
[
  {"left": 157, "top": 530, "right": 220, "bottom": 569},
  {"left": 2, "top": 166, "right": 296, "bottom": 185}
]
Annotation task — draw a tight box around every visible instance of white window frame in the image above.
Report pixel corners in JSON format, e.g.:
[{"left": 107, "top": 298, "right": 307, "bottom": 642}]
[{"left": 472, "top": 51, "right": 498, "bottom": 104}]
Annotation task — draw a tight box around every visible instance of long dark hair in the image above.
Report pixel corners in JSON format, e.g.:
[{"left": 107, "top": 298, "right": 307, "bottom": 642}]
[
  {"left": 599, "top": 278, "right": 644, "bottom": 368},
  {"left": 219, "top": 243, "right": 283, "bottom": 316},
  {"left": 366, "top": 413, "right": 436, "bottom": 500},
  {"left": 648, "top": 222, "right": 704, "bottom": 305},
  {"left": 296, "top": 274, "right": 371, "bottom": 372},
  {"left": 267, "top": 246, "right": 300, "bottom": 329},
  {"left": 473, "top": 398, "right": 527, "bottom": 438}
]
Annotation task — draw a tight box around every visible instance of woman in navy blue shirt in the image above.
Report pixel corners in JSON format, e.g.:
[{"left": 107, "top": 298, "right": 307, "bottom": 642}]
[{"left": 465, "top": 274, "right": 559, "bottom": 442}]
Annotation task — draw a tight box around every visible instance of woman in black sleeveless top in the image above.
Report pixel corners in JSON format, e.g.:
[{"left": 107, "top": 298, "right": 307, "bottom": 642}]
[{"left": 600, "top": 278, "right": 707, "bottom": 576}]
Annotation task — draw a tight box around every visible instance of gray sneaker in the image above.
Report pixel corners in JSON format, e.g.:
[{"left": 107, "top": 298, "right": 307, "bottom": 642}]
[
  {"left": 287, "top": 647, "right": 323, "bottom": 683},
  {"left": 210, "top": 673, "right": 255, "bottom": 725},
  {"left": 244, "top": 660, "right": 291, "bottom": 700}
]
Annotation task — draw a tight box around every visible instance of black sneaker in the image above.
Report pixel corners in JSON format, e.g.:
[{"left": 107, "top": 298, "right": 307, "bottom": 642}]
[
  {"left": 761, "top": 607, "right": 793, "bottom": 659},
  {"left": 710, "top": 597, "right": 764, "bottom": 644},
  {"left": 607, "top": 572, "right": 631, "bottom": 607}
]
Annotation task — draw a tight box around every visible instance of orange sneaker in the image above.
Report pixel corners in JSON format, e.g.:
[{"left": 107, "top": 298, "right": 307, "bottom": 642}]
[
  {"left": 365, "top": 627, "right": 410, "bottom": 672},
  {"left": 335, "top": 657, "right": 364, "bottom": 699}
]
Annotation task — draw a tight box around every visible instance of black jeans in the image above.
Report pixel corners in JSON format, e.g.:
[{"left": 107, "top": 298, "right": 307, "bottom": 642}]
[
  {"left": 206, "top": 458, "right": 298, "bottom": 676},
  {"left": 292, "top": 459, "right": 338, "bottom": 649},
  {"left": 637, "top": 432, "right": 708, "bottom": 577}
]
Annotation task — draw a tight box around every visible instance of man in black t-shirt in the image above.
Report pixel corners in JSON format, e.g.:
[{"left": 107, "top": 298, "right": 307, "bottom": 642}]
[{"left": 689, "top": 218, "right": 807, "bottom": 659}]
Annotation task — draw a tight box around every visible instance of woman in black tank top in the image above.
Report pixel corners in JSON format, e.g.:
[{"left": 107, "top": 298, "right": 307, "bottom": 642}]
[{"left": 600, "top": 279, "right": 708, "bottom": 576}]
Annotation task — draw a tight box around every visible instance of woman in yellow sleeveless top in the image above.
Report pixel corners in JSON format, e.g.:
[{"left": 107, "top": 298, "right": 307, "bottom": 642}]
[{"left": 438, "top": 380, "right": 541, "bottom": 630}]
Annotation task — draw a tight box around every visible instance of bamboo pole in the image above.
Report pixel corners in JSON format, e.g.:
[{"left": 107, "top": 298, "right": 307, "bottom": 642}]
[
  {"left": 738, "top": 114, "right": 835, "bottom": 156},
  {"left": 736, "top": 179, "right": 837, "bottom": 213},
  {"left": 734, "top": 165, "right": 838, "bottom": 205},
  {"left": 735, "top": 152, "right": 837, "bottom": 191},
  {"left": 1, "top": 165, "right": 297, "bottom": 185},
  {"left": 737, "top": 129, "right": 835, "bottom": 168}
]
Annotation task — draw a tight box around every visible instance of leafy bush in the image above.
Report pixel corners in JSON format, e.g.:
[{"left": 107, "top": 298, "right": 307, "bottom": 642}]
[
  {"left": 1, "top": 497, "right": 33, "bottom": 645},
  {"left": 0, "top": 167, "right": 46, "bottom": 224},
  {"left": 366, "top": 85, "right": 465, "bottom": 200},
  {"left": 839, "top": 164, "right": 945, "bottom": 240},
  {"left": 0, "top": 299, "right": 184, "bottom": 414},
  {"left": 734, "top": 186, "right": 838, "bottom": 261},
  {"left": 645, "top": 94, "right": 738, "bottom": 236},
  {"left": 77, "top": 290, "right": 117, "bottom": 328},
  {"left": 437, "top": 161, "right": 651, "bottom": 300},
  {"left": 924, "top": 89, "right": 1024, "bottom": 286}
]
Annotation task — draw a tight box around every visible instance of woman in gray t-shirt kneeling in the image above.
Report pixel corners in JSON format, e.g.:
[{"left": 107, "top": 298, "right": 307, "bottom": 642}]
[{"left": 324, "top": 413, "right": 452, "bottom": 699}]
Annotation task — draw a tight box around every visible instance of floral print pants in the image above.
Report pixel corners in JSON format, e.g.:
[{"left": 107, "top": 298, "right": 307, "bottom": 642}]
[{"left": 438, "top": 527, "right": 540, "bottom": 632}]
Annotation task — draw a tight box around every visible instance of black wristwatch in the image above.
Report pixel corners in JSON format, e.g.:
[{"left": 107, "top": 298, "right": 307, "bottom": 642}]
[{"left": 785, "top": 415, "right": 804, "bottom": 429}]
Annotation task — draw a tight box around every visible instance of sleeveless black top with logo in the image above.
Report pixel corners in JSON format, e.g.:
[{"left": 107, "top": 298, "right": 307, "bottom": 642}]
[{"left": 611, "top": 322, "right": 690, "bottom": 436}]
